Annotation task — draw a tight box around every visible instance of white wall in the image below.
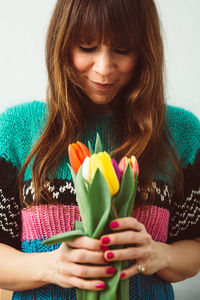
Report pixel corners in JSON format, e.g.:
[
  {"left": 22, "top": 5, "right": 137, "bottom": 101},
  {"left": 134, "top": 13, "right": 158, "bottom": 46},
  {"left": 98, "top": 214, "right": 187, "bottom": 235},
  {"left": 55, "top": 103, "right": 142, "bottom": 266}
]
[
  {"left": 156, "top": 0, "right": 200, "bottom": 117},
  {"left": 0, "top": 1, "right": 199, "bottom": 298},
  {"left": 0, "top": 0, "right": 200, "bottom": 117},
  {"left": 0, "top": 0, "right": 56, "bottom": 113}
]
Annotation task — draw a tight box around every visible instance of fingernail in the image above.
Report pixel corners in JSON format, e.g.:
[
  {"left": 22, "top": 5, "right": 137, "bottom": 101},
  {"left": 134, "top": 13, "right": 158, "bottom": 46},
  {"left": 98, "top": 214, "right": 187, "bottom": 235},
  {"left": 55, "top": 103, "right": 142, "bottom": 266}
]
[
  {"left": 110, "top": 221, "right": 119, "bottom": 229},
  {"left": 100, "top": 245, "right": 109, "bottom": 251},
  {"left": 96, "top": 283, "right": 105, "bottom": 289},
  {"left": 120, "top": 272, "right": 126, "bottom": 279},
  {"left": 106, "top": 252, "right": 114, "bottom": 259},
  {"left": 106, "top": 267, "right": 116, "bottom": 274},
  {"left": 101, "top": 237, "right": 110, "bottom": 244}
]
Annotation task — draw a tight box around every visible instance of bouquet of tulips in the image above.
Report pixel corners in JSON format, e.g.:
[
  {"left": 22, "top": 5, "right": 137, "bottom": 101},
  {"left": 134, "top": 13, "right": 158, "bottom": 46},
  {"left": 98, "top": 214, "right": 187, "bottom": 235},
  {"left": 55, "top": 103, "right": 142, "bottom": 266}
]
[{"left": 43, "top": 133, "right": 139, "bottom": 300}]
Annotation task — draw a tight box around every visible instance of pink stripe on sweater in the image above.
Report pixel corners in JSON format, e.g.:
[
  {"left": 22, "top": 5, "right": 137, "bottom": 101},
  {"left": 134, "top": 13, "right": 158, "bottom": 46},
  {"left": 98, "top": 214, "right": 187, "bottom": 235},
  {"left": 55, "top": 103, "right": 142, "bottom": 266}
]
[
  {"left": 132, "top": 206, "right": 169, "bottom": 243},
  {"left": 21, "top": 204, "right": 81, "bottom": 242},
  {"left": 21, "top": 204, "right": 169, "bottom": 243}
]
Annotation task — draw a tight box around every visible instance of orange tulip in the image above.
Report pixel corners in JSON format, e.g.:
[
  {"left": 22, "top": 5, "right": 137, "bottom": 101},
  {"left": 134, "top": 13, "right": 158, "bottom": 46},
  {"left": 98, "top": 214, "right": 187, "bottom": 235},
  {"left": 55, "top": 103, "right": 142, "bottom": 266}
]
[
  {"left": 118, "top": 156, "right": 139, "bottom": 178},
  {"left": 68, "top": 141, "right": 90, "bottom": 173}
]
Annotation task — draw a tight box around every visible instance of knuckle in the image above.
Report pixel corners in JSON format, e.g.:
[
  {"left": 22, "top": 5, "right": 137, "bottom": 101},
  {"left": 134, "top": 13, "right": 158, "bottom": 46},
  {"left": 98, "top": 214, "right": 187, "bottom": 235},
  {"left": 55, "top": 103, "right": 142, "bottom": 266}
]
[
  {"left": 75, "top": 250, "right": 86, "bottom": 262},
  {"left": 130, "top": 247, "right": 138, "bottom": 259},
  {"left": 77, "top": 267, "right": 87, "bottom": 278},
  {"left": 145, "top": 234, "right": 152, "bottom": 244},
  {"left": 127, "top": 231, "right": 136, "bottom": 241},
  {"left": 140, "top": 223, "right": 145, "bottom": 231},
  {"left": 146, "top": 247, "right": 153, "bottom": 258}
]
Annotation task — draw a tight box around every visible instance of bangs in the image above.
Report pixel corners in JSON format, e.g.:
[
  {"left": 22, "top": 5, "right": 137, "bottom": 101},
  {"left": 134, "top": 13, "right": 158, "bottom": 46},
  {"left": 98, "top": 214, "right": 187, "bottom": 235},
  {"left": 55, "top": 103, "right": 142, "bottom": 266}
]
[{"left": 70, "top": 0, "right": 141, "bottom": 50}]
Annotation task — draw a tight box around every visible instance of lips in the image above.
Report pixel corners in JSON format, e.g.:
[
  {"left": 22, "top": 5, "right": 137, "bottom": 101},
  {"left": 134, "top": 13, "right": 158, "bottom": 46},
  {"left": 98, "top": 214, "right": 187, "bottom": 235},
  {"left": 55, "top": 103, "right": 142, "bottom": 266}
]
[{"left": 89, "top": 80, "right": 115, "bottom": 91}]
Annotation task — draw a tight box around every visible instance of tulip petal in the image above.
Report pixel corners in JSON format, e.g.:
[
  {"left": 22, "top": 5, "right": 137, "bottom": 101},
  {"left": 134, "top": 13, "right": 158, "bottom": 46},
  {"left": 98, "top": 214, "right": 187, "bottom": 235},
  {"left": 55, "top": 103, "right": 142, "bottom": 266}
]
[
  {"left": 82, "top": 157, "right": 91, "bottom": 182},
  {"left": 68, "top": 142, "right": 90, "bottom": 173},
  {"left": 89, "top": 152, "right": 120, "bottom": 196},
  {"left": 68, "top": 144, "right": 82, "bottom": 173},
  {"left": 118, "top": 157, "right": 128, "bottom": 176},
  {"left": 130, "top": 155, "right": 139, "bottom": 177},
  {"left": 111, "top": 158, "right": 122, "bottom": 183},
  {"left": 77, "top": 141, "right": 90, "bottom": 158},
  {"left": 119, "top": 156, "right": 139, "bottom": 179}
]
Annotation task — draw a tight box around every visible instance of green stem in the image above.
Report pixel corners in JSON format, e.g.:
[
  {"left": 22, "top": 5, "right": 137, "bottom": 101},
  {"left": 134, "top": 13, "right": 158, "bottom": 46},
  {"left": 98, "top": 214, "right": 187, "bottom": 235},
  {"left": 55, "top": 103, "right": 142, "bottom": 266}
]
[{"left": 111, "top": 197, "right": 118, "bottom": 219}]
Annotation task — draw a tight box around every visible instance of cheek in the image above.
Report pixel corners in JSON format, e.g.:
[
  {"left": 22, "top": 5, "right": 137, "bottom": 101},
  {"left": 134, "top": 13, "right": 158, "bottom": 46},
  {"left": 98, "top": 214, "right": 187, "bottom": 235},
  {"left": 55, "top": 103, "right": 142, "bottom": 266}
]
[
  {"left": 121, "top": 56, "right": 137, "bottom": 74},
  {"left": 71, "top": 54, "right": 91, "bottom": 73}
]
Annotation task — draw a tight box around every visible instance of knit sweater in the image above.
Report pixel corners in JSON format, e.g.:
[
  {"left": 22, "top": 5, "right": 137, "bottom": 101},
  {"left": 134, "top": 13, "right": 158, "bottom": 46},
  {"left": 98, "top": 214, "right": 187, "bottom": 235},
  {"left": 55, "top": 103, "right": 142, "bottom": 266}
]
[{"left": 0, "top": 101, "right": 199, "bottom": 300}]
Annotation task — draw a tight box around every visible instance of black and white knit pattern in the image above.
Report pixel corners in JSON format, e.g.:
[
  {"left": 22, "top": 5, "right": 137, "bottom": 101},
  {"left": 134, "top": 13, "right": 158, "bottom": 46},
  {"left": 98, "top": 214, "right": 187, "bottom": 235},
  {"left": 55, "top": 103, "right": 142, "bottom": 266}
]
[{"left": 0, "top": 158, "right": 21, "bottom": 249}]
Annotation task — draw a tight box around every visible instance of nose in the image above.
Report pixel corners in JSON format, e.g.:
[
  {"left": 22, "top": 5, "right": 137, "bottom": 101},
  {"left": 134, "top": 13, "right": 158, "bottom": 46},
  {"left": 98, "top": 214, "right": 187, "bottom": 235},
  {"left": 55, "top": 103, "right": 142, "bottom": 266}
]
[{"left": 92, "top": 49, "right": 115, "bottom": 77}]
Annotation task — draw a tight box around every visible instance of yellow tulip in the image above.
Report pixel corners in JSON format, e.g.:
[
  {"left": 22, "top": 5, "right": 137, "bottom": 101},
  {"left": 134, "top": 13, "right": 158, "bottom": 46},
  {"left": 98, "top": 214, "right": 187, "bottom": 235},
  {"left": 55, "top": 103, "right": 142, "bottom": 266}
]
[{"left": 89, "top": 152, "right": 120, "bottom": 196}]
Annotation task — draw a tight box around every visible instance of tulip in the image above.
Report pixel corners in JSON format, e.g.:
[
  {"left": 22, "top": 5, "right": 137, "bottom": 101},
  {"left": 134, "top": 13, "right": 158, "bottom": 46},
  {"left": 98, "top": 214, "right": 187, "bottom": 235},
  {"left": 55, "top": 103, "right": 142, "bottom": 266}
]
[
  {"left": 89, "top": 152, "right": 120, "bottom": 196},
  {"left": 111, "top": 158, "right": 122, "bottom": 183},
  {"left": 82, "top": 156, "right": 91, "bottom": 182},
  {"left": 68, "top": 141, "right": 90, "bottom": 173},
  {"left": 118, "top": 155, "right": 139, "bottom": 178}
]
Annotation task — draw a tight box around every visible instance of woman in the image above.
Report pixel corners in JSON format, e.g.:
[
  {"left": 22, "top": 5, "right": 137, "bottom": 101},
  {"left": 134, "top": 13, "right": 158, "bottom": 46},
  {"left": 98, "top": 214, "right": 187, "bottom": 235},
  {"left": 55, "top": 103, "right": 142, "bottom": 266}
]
[{"left": 0, "top": 0, "right": 199, "bottom": 299}]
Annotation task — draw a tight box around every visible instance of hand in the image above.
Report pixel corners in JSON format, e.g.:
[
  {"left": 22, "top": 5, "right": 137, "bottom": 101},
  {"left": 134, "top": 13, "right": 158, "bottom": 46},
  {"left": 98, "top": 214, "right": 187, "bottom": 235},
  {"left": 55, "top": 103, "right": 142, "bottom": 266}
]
[
  {"left": 100, "top": 217, "right": 170, "bottom": 280},
  {"left": 45, "top": 236, "right": 116, "bottom": 291}
]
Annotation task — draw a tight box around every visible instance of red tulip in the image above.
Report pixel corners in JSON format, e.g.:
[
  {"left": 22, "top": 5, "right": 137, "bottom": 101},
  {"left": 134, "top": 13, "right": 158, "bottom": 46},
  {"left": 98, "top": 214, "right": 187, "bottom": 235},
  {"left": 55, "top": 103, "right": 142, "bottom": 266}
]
[
  {"left": 118, "top": 156, "right": 139, "bottom": 178},
  {"left": 68, "top": 141, "right": 90, "bottom": 173}
]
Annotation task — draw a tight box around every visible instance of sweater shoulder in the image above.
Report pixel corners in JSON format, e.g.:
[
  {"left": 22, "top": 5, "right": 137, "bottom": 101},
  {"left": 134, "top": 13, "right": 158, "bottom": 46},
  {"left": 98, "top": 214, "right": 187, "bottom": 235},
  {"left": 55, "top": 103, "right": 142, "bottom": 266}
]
[
  {"left": 0, "top": 101, "right": 47, "bottom": 170},
  {"left": 166, "top": 105, "right": 200, "bottom": 168}
]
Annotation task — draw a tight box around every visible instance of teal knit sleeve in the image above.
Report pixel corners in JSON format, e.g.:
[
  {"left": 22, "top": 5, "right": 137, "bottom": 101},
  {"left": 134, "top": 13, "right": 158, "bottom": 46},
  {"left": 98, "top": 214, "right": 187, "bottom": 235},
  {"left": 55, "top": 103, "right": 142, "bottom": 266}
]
[
  {"left": 166, "top": 106, "right": 200, "bottom": 242},
  {"left": 0, "top": 101, "right": 46, "bottom": 249},
  {"left": 0, "top": 101, "right": 47, "bottom": 171}
]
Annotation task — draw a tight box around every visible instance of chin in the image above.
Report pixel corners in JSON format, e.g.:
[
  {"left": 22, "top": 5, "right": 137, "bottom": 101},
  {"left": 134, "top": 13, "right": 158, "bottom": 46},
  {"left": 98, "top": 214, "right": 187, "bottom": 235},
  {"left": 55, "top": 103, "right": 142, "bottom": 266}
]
[{"left": 89, "top": 95, "right": 115, "bottom": 105}]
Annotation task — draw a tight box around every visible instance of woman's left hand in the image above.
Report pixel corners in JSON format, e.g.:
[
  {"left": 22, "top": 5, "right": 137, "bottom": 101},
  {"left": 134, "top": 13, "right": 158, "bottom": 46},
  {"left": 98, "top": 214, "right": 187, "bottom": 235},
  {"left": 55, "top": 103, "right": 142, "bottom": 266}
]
[{"left": 100, "top": 217, "right": 170, "bottom": 279}]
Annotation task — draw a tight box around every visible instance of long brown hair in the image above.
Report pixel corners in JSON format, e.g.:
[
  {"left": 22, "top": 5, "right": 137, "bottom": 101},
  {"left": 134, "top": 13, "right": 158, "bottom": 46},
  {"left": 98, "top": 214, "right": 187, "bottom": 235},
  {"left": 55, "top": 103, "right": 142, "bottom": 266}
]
[{"left": 19, "top": 0, "right": 183, "bottom": 206}]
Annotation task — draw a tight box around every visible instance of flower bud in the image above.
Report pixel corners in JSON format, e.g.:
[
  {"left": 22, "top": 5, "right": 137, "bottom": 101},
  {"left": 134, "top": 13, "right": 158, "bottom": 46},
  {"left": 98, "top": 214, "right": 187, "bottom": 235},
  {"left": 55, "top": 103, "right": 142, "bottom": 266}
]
[
  {"left": 89, "top": 152, "right": 120, "bottom": 196},
  {"left": 68, "top": 141, "right": 90, "bottom": 173},
  {"left": 119, "top": 155, "right": 139, "bottom": 178}
]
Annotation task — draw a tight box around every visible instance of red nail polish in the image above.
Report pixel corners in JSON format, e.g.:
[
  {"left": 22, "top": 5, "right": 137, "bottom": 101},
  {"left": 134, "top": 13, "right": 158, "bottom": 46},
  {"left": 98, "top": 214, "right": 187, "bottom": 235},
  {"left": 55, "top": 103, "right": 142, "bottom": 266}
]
[
  {"left": 106, "top": 252, "right": 114, "bottom": 259},
  {"left": 100, "top": 245, "right": 109, "bottom": 251},
  {"left": 96, "top": 283, "right": 105, "bottom": 289},
  {"left": 120, "top": 272, "right": 126, "bottom": 279},
  {"left": 110, "top": 221, "right": 119, "bottom": 229},
  {"left": 106, "top": 267, "right": 116, "bottom": 274},
  {"left": 101, "top": 237, "right": 110, "bottom": 244}
]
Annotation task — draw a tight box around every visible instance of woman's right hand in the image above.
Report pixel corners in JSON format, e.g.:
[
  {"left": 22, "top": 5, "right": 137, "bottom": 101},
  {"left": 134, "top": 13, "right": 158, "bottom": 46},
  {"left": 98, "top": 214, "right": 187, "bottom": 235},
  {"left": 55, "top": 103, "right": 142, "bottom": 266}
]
[{"left": 45, "top": 236, "right": 116, "bottom": 291}]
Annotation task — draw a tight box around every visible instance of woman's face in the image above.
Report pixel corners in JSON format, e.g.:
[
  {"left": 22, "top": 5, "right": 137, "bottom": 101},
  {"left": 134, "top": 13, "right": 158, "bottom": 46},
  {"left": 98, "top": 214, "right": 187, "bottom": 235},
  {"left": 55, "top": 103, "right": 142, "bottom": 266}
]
[{"left": 70, "top": 43, "right": 137, "bottom": 112}]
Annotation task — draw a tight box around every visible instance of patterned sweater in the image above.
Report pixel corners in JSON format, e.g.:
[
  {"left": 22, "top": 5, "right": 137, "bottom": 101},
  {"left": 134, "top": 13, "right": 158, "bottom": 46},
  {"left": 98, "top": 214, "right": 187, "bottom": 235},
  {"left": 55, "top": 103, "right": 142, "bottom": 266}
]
[{"left": 0, "top": 101, "right": 200, "bottom": 300}]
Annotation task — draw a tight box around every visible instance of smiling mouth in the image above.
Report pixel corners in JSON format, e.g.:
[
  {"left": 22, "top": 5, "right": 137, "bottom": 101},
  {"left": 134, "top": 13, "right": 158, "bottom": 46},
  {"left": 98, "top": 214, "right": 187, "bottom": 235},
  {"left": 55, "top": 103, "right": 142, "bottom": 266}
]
[{"left": 89, "top": 80, "right": 115, "bottom": 90}]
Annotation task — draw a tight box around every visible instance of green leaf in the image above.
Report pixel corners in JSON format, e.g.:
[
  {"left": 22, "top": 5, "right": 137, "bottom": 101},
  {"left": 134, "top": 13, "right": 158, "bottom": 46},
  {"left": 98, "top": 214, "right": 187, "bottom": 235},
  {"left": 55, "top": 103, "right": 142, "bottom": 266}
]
[
  {"left": 127, "top": 175, "right": 138, "bottom": 216},
  {"left": 68, "top": 164, "right": 76, "bottom": 184},
  {"left": 74, "top": 220, "right": 84, "bottom": 231},
  {"left": 42, "top": 229, "right": 85, "bottom": 245},
  {"left": 87, "top": 169, "right": 111, "bottom": 238},
  {"left": 100, "top": 261, "right": 122, "bottom": 300},
  {"left": 119, "top": 261, "right": 129, "bottom": 300},
  {"left": 88, "top": 141, "right": 94, "bottom": 155},
  {"left": 94, "top": 132, "right": 103, "bottom": 153},
  {"left": 76, "top": 289, "right": 99, "bottom": 300},
  {"left": 114, "top": 163, "right": 137, "bottom": 218},
  {"left": 74, "top": 165, "right": 90, "bottom": 233}
]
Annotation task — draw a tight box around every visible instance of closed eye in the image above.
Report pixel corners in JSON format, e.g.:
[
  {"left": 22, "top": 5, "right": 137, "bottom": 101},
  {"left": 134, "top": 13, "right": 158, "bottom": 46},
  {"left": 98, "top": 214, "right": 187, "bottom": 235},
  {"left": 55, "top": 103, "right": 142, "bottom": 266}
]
[
  {"left": 79, "top": 46, "right": 97, "bottom": 53},
  {"left": 114, "top": 49, "right": 132, "bottom": 55}
]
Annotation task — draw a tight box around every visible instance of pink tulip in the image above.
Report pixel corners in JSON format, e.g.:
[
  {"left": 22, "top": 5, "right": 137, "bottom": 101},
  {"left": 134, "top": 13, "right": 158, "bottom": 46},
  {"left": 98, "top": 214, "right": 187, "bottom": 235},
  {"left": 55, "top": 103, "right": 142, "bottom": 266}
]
[{"left": 118, "top": 156, "right": 139, "bottom": 178}]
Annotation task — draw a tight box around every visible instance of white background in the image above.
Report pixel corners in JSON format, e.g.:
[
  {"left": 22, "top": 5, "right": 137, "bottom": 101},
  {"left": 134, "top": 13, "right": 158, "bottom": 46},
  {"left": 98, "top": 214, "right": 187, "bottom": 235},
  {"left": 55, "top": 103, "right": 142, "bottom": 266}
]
[
  {"left": 0, "top": 1, "right": 199, "bottom": 299},
  {"left": 0, "top": 0, "right": 200, "bottom": 117}
]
